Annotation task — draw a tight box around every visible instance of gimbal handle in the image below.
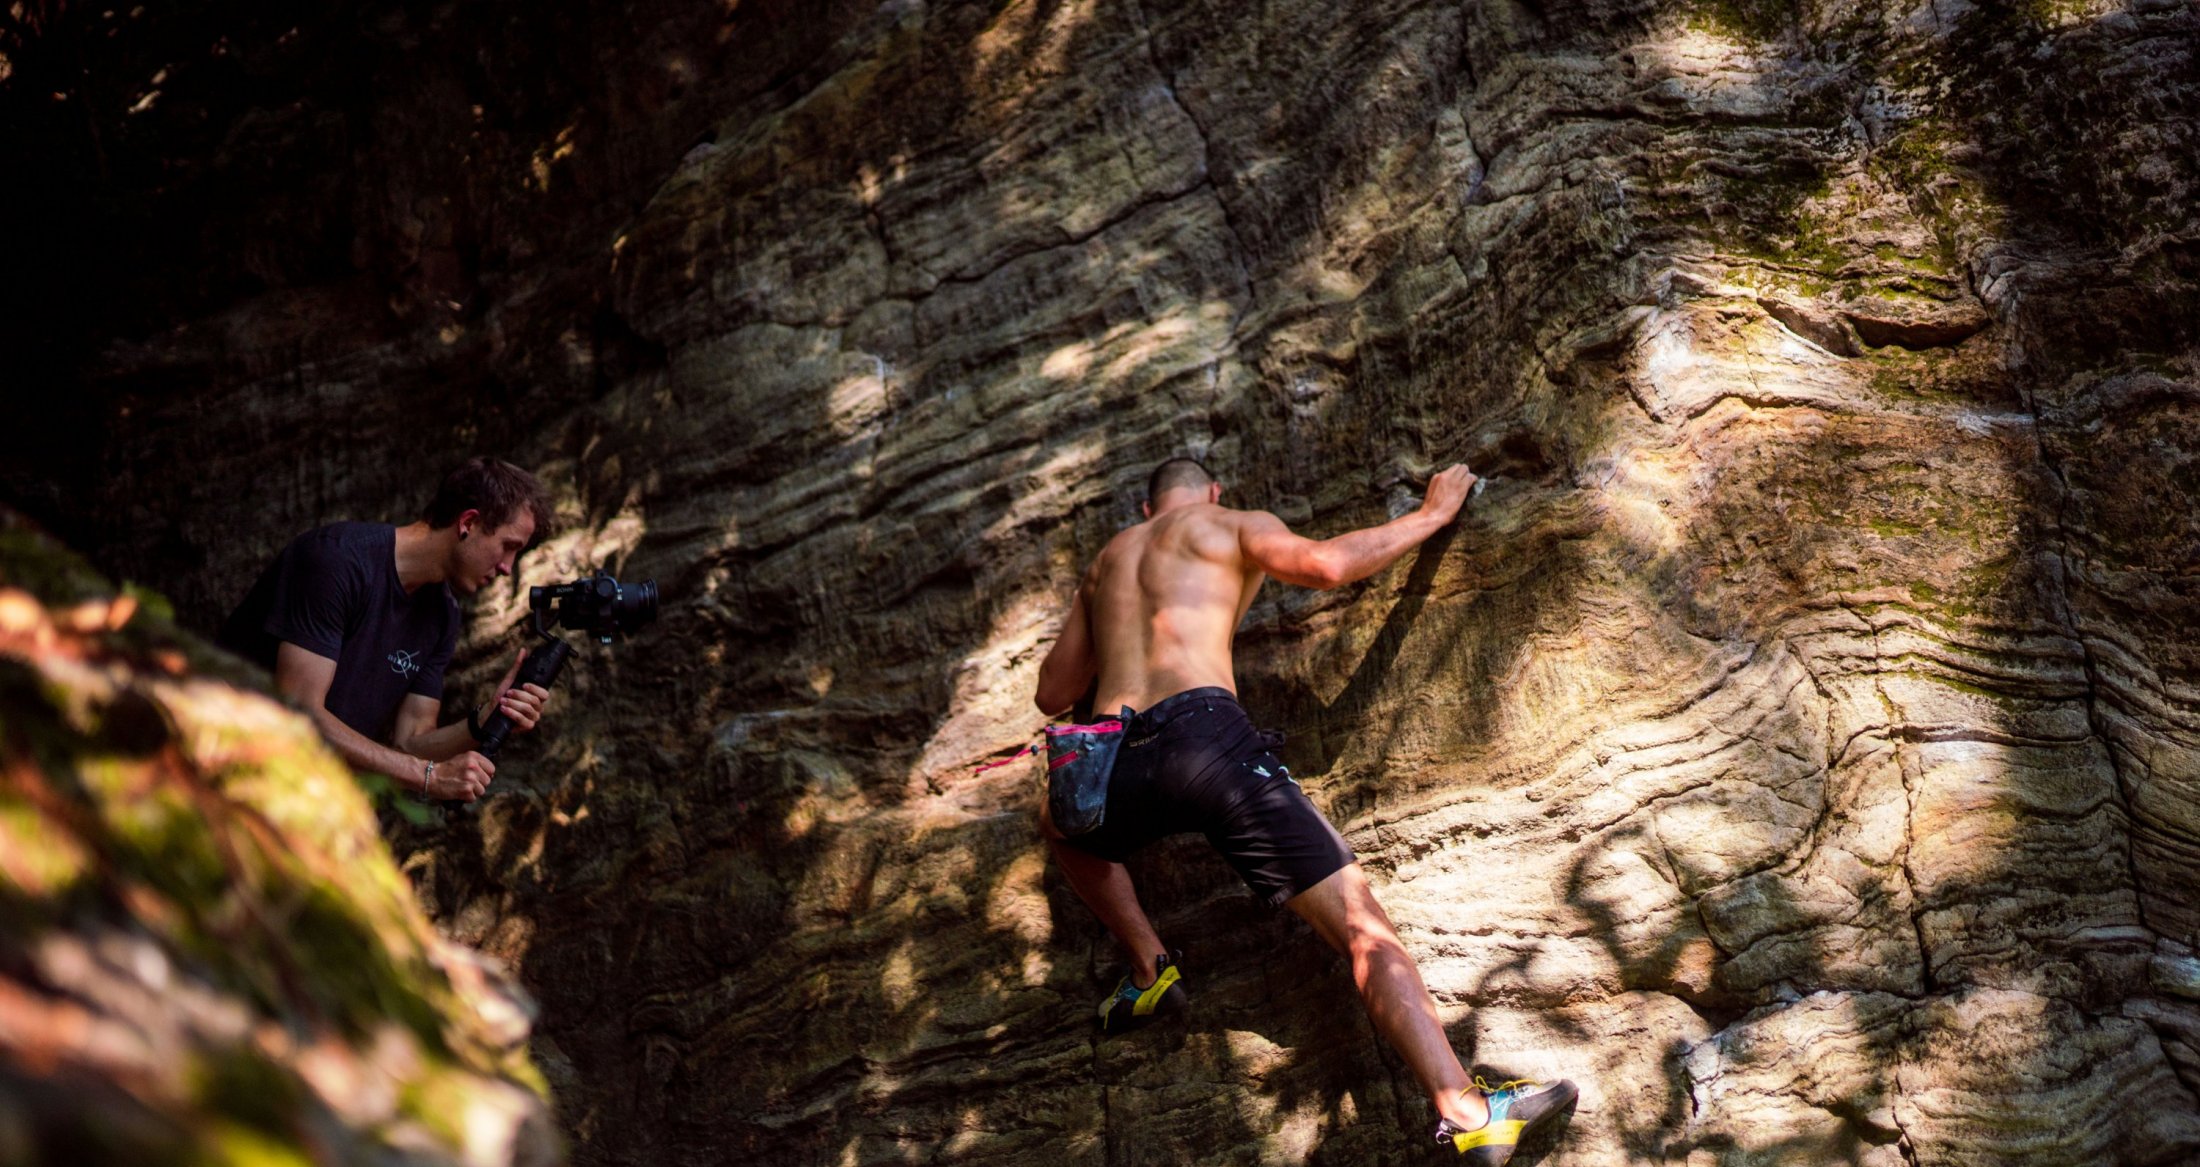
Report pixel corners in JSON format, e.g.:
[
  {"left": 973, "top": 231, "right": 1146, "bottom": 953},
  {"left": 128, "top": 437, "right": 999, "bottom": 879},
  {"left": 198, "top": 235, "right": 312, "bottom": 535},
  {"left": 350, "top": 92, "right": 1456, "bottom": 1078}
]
[{"left": 473, "top": 634, "right": 576, "bottom": 759}]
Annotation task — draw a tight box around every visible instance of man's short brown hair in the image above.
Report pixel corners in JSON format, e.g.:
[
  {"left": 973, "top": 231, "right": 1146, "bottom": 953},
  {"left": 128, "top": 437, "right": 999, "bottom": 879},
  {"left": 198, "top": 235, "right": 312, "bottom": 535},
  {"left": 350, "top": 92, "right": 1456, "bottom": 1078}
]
[
  {"left": 422, "top": 457, "right": 553, "bottom": 536},
  {"left": 1146, "top": 457, "right": 1215, "bottom": 503}
]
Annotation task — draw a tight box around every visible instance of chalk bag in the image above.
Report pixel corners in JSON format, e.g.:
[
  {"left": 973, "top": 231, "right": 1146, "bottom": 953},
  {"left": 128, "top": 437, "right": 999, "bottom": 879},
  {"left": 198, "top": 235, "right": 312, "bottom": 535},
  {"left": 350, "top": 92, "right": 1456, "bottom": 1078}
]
[{"left": 1045, "top": 713, "right": 1128, "bottom": 836}]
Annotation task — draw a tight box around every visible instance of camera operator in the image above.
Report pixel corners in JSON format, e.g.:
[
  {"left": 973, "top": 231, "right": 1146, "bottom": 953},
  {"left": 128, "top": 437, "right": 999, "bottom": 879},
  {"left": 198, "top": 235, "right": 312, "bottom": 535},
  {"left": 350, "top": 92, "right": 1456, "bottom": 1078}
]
[{"left": 217, "top": 457, "right": 556, "bottom": 803}]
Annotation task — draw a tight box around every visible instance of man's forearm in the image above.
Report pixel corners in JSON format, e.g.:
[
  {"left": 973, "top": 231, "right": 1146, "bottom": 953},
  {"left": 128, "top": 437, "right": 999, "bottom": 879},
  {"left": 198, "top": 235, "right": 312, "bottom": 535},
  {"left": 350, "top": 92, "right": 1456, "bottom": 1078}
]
[
  {"left": 398, "top": 717, "right": 481, "bottom": 764},
  {"left": 306, "top": 709, "right": 434, "bottom": 791},
  {"left": 1322, "top": 511, "right": 1447, "bottom": 586}
]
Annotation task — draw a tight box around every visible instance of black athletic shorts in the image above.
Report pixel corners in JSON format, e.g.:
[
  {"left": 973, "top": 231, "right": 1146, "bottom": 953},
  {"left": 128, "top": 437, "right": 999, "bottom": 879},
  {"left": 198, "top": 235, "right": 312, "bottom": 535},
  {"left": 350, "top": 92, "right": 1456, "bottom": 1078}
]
[{"left": 1062, "top": 687, "right": 1357, "bottom": 907}]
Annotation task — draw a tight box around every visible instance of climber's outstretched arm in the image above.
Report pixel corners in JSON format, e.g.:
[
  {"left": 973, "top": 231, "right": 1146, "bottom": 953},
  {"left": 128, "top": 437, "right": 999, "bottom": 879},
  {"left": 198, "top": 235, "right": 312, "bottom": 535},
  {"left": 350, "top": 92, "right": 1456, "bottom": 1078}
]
[{"left": 1237, "top": 465, "right": 1477, "bottom": 590}]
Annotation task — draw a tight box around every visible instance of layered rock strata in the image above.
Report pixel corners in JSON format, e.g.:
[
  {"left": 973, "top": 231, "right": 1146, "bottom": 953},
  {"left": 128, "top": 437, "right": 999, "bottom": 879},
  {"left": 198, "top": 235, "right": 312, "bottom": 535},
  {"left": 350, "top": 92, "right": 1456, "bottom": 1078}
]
[{"left": 4, "top": 0, "right": 2200, "bottom": 1164}]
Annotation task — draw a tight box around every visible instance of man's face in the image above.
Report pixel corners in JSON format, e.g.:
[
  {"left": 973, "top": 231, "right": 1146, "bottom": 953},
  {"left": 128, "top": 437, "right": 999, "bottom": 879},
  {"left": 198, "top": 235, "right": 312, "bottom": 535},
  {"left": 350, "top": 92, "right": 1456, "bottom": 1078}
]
[{"left": 452, "top": 510, "right": 537, "bottom": 596}]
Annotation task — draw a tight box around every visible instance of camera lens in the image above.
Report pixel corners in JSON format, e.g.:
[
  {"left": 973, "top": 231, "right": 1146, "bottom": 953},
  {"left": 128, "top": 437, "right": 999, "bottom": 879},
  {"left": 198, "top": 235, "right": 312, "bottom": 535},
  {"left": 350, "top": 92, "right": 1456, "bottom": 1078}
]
[{"left": 615, "top": 579, "right": 660, "bottom": 634}]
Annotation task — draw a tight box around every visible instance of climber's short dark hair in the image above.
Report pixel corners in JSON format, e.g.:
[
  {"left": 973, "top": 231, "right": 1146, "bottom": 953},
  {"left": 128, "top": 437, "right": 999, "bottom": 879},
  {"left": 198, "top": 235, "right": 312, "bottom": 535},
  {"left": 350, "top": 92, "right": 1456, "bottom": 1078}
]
[{"left": 1146, "top": 458, "right": 1215, "bottom": 503}]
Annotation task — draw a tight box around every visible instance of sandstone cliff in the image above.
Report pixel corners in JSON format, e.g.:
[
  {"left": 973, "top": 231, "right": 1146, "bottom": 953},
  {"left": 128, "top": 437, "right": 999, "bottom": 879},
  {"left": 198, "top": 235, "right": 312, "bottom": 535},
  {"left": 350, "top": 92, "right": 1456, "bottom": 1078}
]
[{"left": 4, "top": 0, "right": 2199, "bottom": 1163}]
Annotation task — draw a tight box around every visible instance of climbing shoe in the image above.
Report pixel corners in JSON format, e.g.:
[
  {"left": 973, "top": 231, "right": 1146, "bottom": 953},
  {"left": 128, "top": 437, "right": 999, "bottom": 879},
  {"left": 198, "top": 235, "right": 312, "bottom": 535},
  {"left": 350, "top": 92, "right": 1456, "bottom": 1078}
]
[
  {"left": 1096, "top": 951, "right": 1186, "bottom": 1034},
  {"left": 1433, "top": 1075, "right": 1577, "bottom": 1164}
]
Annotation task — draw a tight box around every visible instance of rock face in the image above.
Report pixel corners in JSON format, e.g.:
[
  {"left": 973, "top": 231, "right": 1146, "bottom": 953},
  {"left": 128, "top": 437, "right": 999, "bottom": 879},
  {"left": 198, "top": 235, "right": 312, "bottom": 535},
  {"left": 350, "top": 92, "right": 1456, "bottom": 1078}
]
[
  {"left": 0, "top": 515, "right": 557, "bottom": 1164},
  {"left": 6, "top": 0, "right": 2200, "bottom": 1164}
]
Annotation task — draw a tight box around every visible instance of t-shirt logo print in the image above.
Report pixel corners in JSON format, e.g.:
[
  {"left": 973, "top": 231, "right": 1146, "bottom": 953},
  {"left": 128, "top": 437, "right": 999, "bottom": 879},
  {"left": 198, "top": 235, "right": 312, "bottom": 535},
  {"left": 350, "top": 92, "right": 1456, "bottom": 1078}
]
[{"left": 387, "top": 649, "right": 423, "bottom": 678}]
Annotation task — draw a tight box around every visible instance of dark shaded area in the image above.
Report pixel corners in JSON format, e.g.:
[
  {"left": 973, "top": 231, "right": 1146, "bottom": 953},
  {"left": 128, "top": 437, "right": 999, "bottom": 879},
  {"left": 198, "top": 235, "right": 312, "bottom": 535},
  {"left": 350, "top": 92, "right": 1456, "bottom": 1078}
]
[{"left": 0, "top": 0, "right": 875, "bottom": 597}]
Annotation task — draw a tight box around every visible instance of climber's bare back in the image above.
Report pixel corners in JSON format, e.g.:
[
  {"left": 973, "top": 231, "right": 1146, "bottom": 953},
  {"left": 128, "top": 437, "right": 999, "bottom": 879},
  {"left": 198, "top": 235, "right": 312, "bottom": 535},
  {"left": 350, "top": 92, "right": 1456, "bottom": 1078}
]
[
  {"left": 1084, "top": 503, "right": 1265, "bottom": 713},
  {"left": 1060, "top": 503, "right": 1263, "bottom": 716}
]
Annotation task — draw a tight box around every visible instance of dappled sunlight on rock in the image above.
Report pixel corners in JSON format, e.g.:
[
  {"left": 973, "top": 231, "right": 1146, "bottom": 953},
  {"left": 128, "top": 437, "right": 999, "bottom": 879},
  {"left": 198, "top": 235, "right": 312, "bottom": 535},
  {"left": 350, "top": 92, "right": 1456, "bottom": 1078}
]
[{"left": 1632, "top": 299, "right": 1862, "bottom": 422}]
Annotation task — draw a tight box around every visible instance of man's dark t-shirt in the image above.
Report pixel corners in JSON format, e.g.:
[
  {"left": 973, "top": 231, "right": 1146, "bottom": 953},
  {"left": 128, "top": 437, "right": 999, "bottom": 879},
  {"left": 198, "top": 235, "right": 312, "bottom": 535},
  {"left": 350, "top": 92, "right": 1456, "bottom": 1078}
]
[{"left": 217, "top": 523, "right": 460, "bottom": 740}]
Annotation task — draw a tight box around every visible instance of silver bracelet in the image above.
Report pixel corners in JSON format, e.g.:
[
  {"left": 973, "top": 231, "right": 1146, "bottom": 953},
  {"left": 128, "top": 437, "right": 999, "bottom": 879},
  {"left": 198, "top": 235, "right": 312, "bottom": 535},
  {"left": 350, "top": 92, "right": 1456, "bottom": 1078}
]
[{"left": 416, "top": 760, "right": 437, "bottom": 802}]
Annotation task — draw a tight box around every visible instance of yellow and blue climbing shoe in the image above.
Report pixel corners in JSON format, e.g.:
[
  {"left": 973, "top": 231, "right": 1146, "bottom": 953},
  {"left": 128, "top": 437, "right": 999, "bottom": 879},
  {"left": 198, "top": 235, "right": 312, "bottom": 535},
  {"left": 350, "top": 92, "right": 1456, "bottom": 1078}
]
[
  {"left": 1433, "top": 1075, "right": 1577, "bottom": 1164},
  {"left": 1097, "top": 951, "right": 1186, "bottom": 1034}
]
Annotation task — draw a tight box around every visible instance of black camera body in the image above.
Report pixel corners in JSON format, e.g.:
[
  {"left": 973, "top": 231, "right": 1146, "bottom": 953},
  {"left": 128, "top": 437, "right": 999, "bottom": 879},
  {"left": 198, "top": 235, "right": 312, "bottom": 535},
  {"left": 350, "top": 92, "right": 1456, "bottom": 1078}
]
[
  {"left": 471, "top": 571, "right": 658, "bottom": 758},
  {"left": 529, "top": 573, "right": 659, "bottom": 644}
]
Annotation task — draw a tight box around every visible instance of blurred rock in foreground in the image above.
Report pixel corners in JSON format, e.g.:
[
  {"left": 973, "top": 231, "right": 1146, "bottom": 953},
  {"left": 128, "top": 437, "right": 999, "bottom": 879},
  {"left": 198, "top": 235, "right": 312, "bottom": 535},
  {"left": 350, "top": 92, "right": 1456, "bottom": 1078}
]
[{"left": 0, "top": 512, "right": 558, "bottom": 1166}]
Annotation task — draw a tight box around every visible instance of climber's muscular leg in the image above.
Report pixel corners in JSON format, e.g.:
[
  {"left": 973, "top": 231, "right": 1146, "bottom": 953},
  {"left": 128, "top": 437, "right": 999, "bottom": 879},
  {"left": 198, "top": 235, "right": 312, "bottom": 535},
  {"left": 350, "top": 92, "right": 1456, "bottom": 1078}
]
[
  {"left": 1040, "top": 801, "right": 1165, "bottom": 986},
  {"left": 1287, "top": 863, "right": 1489, "bottom": 1129}
]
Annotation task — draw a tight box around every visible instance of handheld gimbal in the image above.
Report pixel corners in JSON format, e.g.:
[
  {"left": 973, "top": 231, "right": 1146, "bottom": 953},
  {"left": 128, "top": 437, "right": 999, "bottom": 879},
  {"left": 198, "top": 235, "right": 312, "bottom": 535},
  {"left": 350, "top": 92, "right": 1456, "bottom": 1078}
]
[{"left": 472, "top": 571, "right": 659, "bottom": 759}]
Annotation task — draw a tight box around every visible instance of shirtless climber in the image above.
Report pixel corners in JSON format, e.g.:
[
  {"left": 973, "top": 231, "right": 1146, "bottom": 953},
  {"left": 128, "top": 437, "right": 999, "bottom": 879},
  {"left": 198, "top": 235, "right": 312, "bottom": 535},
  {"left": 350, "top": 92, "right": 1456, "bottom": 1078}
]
[{"left": 1034, "top": 458, "right": 1575, "bottom": 1163}]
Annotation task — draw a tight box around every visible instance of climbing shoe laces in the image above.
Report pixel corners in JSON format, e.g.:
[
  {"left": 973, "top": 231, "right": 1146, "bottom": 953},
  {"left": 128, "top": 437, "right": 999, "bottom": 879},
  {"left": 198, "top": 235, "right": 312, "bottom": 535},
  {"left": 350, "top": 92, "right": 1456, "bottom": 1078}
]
[
  {"left": 1096, "top": 951, "right": 1187, "bottom": 1034},
  {"left": 1433, "top": 1074, "right": 1578, "bottom": 1163}
]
